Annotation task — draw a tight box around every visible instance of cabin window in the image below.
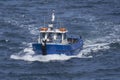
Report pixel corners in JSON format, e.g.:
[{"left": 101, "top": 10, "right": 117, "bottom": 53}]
[
  {"left": 41, "top": 33, "right": 45, "bottom": 38},
  {"left": 64, "top": 33, "right": 67, "bottom": 39},
  {"left": 57, "top": 33, "right": 62, "bottom": 39},
  {"left": 48, "top": 33, "right": 54, "bottom": 40}
]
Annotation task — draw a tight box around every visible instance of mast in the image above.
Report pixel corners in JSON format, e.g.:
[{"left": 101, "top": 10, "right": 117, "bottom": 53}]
[
  {"left": 51, "top": 10, "right": 55, "bottom": 22},
  {"left": 48, "top": 10, "right": 55, "bottom": 30}
]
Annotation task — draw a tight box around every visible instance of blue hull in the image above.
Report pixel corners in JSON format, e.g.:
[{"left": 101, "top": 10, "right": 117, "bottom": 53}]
[{"left": 32, "top": 38, "right": 83, "bottom": 56}]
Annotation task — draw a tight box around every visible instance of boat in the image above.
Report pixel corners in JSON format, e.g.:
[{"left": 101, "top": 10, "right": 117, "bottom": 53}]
[{"left": 32, "top": 12, "right": 83, "bottom": 56}]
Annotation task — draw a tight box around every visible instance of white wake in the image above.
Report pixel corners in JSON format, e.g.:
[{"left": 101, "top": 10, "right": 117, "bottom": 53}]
[{"left": 10, "top": 41, "right": 110, "bottom": 62}]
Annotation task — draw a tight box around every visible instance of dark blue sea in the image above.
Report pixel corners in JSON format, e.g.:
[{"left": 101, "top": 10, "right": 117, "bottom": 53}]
[{"left": 0, "top": 0, "right": 120, "bottom": 80}]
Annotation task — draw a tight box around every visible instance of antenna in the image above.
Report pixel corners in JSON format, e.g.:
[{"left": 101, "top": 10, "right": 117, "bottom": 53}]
[
  {"left": 59, "top": 18, "right": 62, "bottom": 28},
  {"left": 51, "top": 10, "right": 55, "bottom": 22},
  {"left": 44, "top": 16, "right": 45, "bottom": 27}
]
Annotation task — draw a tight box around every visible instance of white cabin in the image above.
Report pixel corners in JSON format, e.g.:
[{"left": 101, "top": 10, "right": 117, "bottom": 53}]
[
  {"left": 38, "top": 24, "right": 68, "bottom": 44},
  {"left": 38, "top": 11, "right": 68, "bottom": 44}
]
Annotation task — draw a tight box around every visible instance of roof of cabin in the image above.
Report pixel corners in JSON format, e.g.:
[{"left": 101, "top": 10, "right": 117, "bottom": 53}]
[{"left": 40, "top": 29, "right": 68, "bottom": 33}]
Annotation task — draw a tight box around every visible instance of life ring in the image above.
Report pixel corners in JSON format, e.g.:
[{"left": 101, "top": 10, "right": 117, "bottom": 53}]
[
  {"left": 59, "top": 28, "right": 66, "bottom": 32},
  {"left": 40, "top": 27, "right": 48, "bottom": 31}
]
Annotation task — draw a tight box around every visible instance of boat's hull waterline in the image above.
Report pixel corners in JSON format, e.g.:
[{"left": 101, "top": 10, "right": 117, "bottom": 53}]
[{"left": 32, "top": 38, "right": 83, "bottom": 55}]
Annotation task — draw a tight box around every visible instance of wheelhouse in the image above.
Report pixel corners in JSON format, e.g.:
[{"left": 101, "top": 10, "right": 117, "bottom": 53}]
[{"left": 38, "top": 24, "right": 68, "bottom": 44}]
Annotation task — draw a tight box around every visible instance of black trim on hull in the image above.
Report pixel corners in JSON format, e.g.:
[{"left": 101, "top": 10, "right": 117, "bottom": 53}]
[{"left": 41, "top": 40, "right": 47, "bottom": 55}]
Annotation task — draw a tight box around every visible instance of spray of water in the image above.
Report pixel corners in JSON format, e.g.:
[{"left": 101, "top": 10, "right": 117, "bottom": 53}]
[{"left": 10, "top": 40, "right": 110, "bottom": 62}]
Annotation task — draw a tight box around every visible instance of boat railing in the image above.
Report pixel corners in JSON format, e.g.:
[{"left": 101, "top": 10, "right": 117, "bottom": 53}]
[{"left": 67, "top": 34, "right": 82, "bottom": 39}]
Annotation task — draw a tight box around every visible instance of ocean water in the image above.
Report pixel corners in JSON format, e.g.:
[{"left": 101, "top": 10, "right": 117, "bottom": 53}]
[{"left": 0, "top": 0, "right": 120, "bottom": 80}]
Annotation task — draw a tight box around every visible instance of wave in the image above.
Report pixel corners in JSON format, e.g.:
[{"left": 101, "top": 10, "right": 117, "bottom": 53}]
[
  {"left": 9, "top": 12, "right": 119, "bottom": 62},
  {"left": 10, "top": 40, "right": 110, "bottom": 62}
]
